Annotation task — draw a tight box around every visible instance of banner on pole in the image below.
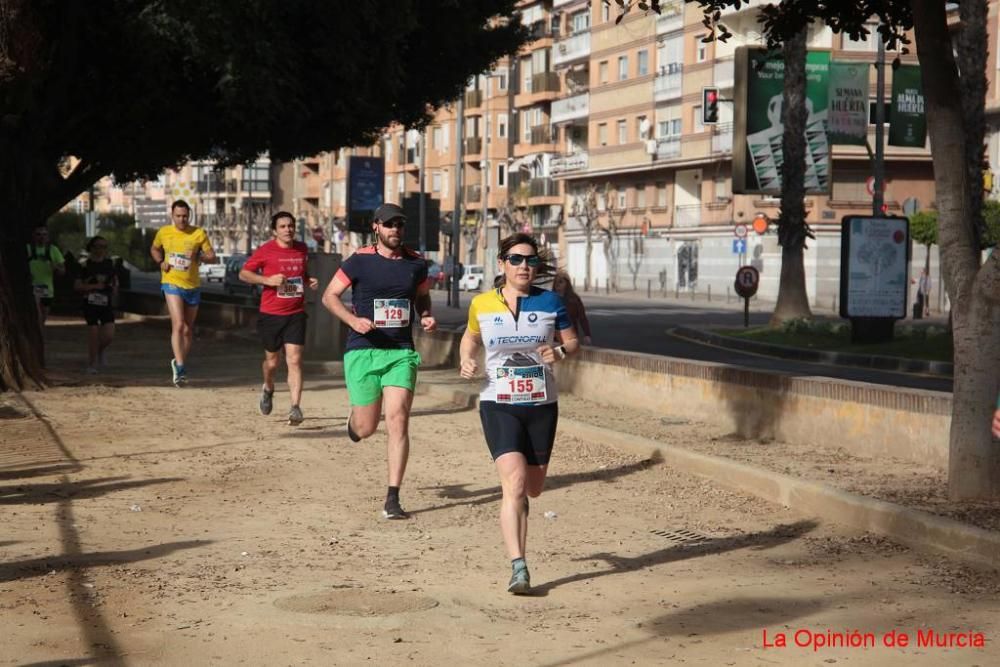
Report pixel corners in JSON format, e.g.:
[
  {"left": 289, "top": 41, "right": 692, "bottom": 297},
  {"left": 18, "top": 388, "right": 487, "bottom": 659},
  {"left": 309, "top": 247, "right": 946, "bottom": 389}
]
[
  {"left": 733, "top": 47, "right": 832, "bottom": 195},
  {"left": 827, "top": 61, "right": 870, "bottom": 145},
  {"left": 889, "top": 65, "right": 926, "bottom": 147}
]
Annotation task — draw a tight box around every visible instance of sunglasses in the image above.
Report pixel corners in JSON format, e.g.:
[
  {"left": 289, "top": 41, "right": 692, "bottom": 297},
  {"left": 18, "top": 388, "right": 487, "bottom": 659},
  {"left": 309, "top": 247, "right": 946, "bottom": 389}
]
[
  {"left": 379, "top": 220, "right": 406, "bottom": 229},
  {"left": 503, "top": 253, "right": 541, "bottom": 267}
]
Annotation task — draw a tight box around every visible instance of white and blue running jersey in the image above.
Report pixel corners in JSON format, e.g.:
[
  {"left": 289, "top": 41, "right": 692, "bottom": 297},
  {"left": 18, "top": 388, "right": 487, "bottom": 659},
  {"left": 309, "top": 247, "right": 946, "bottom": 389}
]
[{"left": 467, "top": 287, "right": 572, "bottom": 405}]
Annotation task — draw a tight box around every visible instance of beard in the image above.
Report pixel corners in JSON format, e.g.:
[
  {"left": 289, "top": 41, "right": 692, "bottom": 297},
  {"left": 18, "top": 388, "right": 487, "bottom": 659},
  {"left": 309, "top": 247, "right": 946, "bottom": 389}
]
[{"left": 375, "top": 227, "right": 403, "bottom": 250}]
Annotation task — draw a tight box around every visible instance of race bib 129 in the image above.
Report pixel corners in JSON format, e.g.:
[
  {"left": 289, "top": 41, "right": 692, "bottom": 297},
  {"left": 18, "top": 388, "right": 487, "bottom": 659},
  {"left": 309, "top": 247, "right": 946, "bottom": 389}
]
[{"left": 374, "top": 298, "right": 410, "bottom": 328}]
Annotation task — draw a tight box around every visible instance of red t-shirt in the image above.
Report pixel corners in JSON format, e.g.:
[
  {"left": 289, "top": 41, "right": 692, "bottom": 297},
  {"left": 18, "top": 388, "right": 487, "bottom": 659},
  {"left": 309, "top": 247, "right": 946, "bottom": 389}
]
[{"left": 242, "top": 240, "right": 310, "bottom": 315}]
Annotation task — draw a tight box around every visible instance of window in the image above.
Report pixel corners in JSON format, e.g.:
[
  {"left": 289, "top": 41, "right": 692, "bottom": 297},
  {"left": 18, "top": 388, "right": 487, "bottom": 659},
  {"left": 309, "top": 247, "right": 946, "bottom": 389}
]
[
  {"left": 714, "top": 176, "right": 730, "bottom": 200},
  {"left": 843, "top": 26, "right": 878, "bottom": 52},
  {"left": 693, "top": 106, "right": 704, "bottom": 133},
  {"left": 384, "top": 138, "right": 393, "bottom": 162},
  {"left": 636, "top": 184, "right": 647, "bottom": 209},
  {"left": 521, "top": 55, "right": 533, "bottom": 92},
  {"left": 242, "top": 163, "right": 269, "bottom": 193},
  {"left": 397, "top": 173, "right": 405, "bottom": 194},
  {"left": 637, "top": 50, "right": 649, "bottom": 76},
  {"left": 497, "top": 68, "right": 508, "bottom": 90},
  {"left": 498, "top": 164, "right": 506, "bottom": 188},
  {"left": 385, "top": 176, "right": 393, "bottom": 200},
  {"left": 617, "top": 119, "right": 627, "bottom": 144},
  {"left": 656, "top": 182, "right": 668, "bottom": 208},
  {"left": 442, "top": 121, "right": 451, "bottom": 150},
  {"left": 617, "top": 190, "right": 627, "bottom": 209},
  {"left": 598, "top": 122, "right": 608, "bottom": 146},
  {"left": 442, "top": 169, "right": 449, "bottom": 199},
  {"left": 572, "top": 10, "right": 590, "bottom": 33},
  {"left": 618, "top": 55, "right": 628, "bottom": 81},
  {"left": 432, "top": 171, "right": 442, "bottom": 193},
  {"left": 697, "top": 42, "right": 708, "bottom": 62},
  {"left": 432, "top": 126, "right": 443, "bottom": 150},
  {"left": 599, "top": 60, "right": 609, "bottom": 84},
  {"left": 602, "top": 3, "right": 610, "bottom": 22},
  {"left": 498, "top": 113, "right": 508, "bottom": 138},
  {"left": 636, "top": 115, "right": 649, "bottom": 139}
]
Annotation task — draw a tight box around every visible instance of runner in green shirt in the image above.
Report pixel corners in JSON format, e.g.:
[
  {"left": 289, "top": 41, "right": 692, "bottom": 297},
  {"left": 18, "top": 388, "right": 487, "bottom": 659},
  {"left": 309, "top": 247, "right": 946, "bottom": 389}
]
[{"left": 27, "top": 225, "right": 66, "bottom": 326}]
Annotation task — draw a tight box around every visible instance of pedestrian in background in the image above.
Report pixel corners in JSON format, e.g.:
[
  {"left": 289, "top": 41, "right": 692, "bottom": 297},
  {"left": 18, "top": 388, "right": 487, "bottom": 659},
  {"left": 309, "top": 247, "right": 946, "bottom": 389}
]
[
  {"left": 552, "top": 271, "right": 592, "bottom": 345},
  {"left": 74, "top": 236, "right": 117, "bottom": 374}
]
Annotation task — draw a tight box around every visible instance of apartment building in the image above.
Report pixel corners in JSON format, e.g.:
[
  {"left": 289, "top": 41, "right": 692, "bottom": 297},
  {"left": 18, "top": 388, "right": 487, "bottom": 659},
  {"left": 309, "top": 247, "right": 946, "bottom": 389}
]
[
  {"left": 65, "top": 160, "right": 276, "bottom": 254},
  {"left": 547, "top": 0, "right": 943, "bottom": 306}
]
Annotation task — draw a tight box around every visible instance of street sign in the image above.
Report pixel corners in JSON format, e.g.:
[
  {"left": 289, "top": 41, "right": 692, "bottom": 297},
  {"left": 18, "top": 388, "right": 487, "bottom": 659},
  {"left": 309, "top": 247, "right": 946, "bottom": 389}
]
[
  {"left": 734, "top": 265, "right": 760, "bottom": 298},
  {"left": 732, "top": 238, "right": 747, "bottom": 255},
  {"left": 752, "top": 213, "right": 769, "bottom": 234},
  {"left": 734, "top": 223, "right": 748, "bottom": 239},
  {"left": 902, "top": 197, "right": 919, "bottom": 216}
]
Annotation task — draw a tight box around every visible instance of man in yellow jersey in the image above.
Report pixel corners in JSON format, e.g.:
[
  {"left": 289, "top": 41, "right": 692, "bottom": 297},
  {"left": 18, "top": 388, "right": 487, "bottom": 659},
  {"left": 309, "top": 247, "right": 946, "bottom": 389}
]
[{"left": 150, "top": 200, "right": 217, "bottom": 386}]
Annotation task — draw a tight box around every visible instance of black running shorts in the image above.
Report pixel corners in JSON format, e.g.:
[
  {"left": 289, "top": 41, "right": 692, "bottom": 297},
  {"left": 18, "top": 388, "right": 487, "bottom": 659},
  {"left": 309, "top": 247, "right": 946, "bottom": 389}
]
[
  {"left": 83, "top": 304, "right": 115, "bottom": 326},
  {"left": 479, "top": 400, "right": 558, "bottom": 466},
  {"left": 257, "top": 311, "right": 307, "bottom": 352}
]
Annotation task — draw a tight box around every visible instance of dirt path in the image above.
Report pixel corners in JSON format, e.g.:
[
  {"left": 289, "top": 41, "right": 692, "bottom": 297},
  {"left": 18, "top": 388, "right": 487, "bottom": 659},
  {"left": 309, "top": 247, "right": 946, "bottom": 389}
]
[{"left": 1, "top": 318, "right": 998, "bottom": 665}]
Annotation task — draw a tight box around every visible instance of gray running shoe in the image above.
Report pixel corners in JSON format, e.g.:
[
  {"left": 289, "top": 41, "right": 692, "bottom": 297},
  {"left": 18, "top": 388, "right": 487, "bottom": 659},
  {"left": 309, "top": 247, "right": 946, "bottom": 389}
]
[
  {"left": 508, "top": 565, "right": 531, "bottom": 595},
  {"left": 382, "top": 498, "right": 410, "bottom": 520},
  {"left": 259, "top": 386, "right": 274, "bottom": 416},
  {"left": 288, "top": 405, "right": 303, "bottom": 426}
]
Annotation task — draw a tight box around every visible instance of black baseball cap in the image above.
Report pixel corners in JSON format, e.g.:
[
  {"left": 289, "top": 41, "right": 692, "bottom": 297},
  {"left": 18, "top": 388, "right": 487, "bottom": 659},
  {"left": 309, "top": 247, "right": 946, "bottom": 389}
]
[{"left": 374, "top": 203, "right": 406, "bottom": 223}]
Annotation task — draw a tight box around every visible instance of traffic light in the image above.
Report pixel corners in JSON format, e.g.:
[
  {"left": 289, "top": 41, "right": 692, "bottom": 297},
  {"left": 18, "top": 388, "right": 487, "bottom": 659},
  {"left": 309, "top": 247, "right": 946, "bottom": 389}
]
[{"left": 702, "top": 87, "right": 720, "bottom": 125}]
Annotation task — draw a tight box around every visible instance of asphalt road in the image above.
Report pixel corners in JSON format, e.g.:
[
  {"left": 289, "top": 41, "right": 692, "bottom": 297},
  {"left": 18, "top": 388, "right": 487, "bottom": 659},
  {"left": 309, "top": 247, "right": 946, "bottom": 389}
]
[{"left": 129, "top": 272, "right": 953, "bottom": 394}]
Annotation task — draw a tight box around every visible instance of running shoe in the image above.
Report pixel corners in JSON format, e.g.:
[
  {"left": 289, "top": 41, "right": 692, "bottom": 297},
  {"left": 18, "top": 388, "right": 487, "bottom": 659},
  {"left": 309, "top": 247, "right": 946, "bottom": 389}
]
[
  {"left": 287, "top": 405, "right": 303, "bottom": 426},
  {"left": 259, "top": 386, "right": 274, "bottom": 416},
  {"left": 382, "top": 497, "right": 410, "bottom": 520},
  {"left": 170, "top": 359, "right": 187, "bottom": 387},
  {"left": 508, "top": 565, "right": 531, "bottom": 595},
  {"left": 346, "top": 410, "right": 361, "bottom": 443}
]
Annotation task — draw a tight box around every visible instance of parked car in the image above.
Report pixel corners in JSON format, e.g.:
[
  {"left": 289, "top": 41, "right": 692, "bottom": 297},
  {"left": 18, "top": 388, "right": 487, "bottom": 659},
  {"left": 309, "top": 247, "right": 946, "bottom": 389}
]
[
  {"left": 222, "top": 253, "right": 261, "bottom": 297},
  {"left": 459, "top": 264, "right": 484, "bottom": 291},
  {"left": 199, "top": 253, "right": 229, "bottom": 283}
]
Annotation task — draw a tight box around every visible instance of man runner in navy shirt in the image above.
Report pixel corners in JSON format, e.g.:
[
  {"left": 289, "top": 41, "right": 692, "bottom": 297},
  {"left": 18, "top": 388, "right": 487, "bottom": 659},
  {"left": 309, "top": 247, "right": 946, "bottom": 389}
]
[
  {"left": 321, "top": 203, "right": 437, "bottom": 519},
  {"left": 240, "top": 212, "right": 319, "bottom": 425}
]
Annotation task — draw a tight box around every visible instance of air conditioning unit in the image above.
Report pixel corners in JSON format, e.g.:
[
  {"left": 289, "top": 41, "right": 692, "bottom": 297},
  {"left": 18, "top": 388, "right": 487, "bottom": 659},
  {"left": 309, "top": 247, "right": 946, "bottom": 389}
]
[
  {"left": 558, "top": 43, "right": 568, "bottom": 54},
  {"left": 645, "top": 139, "right": 657, "bottom": 156}
]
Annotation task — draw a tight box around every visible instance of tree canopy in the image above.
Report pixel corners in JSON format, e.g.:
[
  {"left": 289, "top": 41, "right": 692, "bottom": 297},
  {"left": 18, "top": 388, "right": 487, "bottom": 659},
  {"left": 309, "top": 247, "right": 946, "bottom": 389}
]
[{"left": 1, "top": 0, "right": 527, "bottom": 219}]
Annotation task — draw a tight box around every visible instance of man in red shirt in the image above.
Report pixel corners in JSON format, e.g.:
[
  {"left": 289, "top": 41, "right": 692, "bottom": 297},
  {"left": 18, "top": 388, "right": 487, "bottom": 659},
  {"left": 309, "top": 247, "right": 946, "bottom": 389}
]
[{"left": 239, "top": 212, "right": 319, "bottom": 425}]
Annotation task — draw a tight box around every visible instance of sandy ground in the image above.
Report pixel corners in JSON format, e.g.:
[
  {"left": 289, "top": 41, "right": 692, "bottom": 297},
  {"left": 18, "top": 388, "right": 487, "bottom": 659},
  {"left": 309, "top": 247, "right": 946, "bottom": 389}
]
[{"left": 1, "top": 317, "right": 999, "bottom": 666}]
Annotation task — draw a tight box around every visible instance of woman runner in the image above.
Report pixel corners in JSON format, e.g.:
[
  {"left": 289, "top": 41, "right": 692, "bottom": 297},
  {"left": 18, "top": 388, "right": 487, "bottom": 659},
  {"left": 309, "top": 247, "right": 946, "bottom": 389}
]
[{"left": 459, "top": 233, "right": 579, "bottom": 594}]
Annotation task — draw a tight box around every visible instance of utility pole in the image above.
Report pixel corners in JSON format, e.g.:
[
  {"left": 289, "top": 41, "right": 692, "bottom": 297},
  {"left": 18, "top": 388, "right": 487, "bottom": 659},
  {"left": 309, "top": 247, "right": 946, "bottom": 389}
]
[
  {"left": 419, "top": 130, "right": 427, "bottom": 254},
  {"left": 451, "top": 95, "right": 465, "bottom": 309},
  {"left": 872, "top": 33, "right": 886, "bottom": 217}
]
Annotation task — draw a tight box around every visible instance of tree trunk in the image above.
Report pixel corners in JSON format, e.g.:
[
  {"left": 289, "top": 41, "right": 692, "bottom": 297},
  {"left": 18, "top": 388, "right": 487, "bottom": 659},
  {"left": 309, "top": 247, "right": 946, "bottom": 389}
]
[
  {"left": 912, "top": 0, "right": 1000, "bottom": 499},
  {"left": 584, "top": 229, "right": 593, "bottom": 291},
  {"left": 770, "top": 26, "right": 813, "bottom": 326}
]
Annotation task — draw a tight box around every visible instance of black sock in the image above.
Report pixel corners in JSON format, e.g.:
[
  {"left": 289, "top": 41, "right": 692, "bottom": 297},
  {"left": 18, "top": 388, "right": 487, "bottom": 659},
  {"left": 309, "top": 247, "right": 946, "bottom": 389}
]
[{"left": 386, "top": 486, "right": 400, "bottom": 503}]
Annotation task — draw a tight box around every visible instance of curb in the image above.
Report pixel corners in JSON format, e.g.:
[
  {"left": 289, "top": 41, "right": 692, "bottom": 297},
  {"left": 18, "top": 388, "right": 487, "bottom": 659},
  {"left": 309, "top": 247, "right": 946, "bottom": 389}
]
[
  {"left": 421, "top": 381, "right": 998, "bottom": 570},
  {"left": 670, "top": 325, "right": 954, "bottom": 378}
]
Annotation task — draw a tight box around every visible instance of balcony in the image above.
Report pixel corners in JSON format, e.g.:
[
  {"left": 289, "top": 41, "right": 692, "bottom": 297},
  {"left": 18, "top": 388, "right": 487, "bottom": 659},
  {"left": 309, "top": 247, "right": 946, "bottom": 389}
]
[
  {"left": 551, "top": 152, "right": 589, "bottom": 175},
  {"left": 654, "top": 66, "right": 683, "bottom": 101},
  {"left": 531, "top": 71, "right": 560, "bottom": 94},
  {"left": 464, "top": 89, "right": 483, "bottom": 109},
  {"left": 711, "top": 122, "right": 733, "bottom": 154},
  {"left": 465, "top": 184, "right": 482, "bottom": 202},
  {"left": 656, "top": 0, "right": 684, "bottom": 33},
  {"left": 464, "top": 136, "right": 483, "bottom": 155},
  {"left": 655, "top": 136, "right": 681, "bottom": 160},
  {"left": 527, "top": 21, "right": 554, "bottom": 41},
  {"left": 529, "top": 177, "right": 559, "bottom": 198},
  {"left": 196, "top": 176, "right": 225, "bottom": 194},
  {"left": 714, "top": 57, "right": 735, "bottom": 89},
  {"left": 553, "top": 31, "right": 590, "bottom": 67},
  {"left": 530, "top": 125, "right": 554, "bottom": 145},
  {"left": 551, "top": 92, "right": 589, "bottom": 124}
]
